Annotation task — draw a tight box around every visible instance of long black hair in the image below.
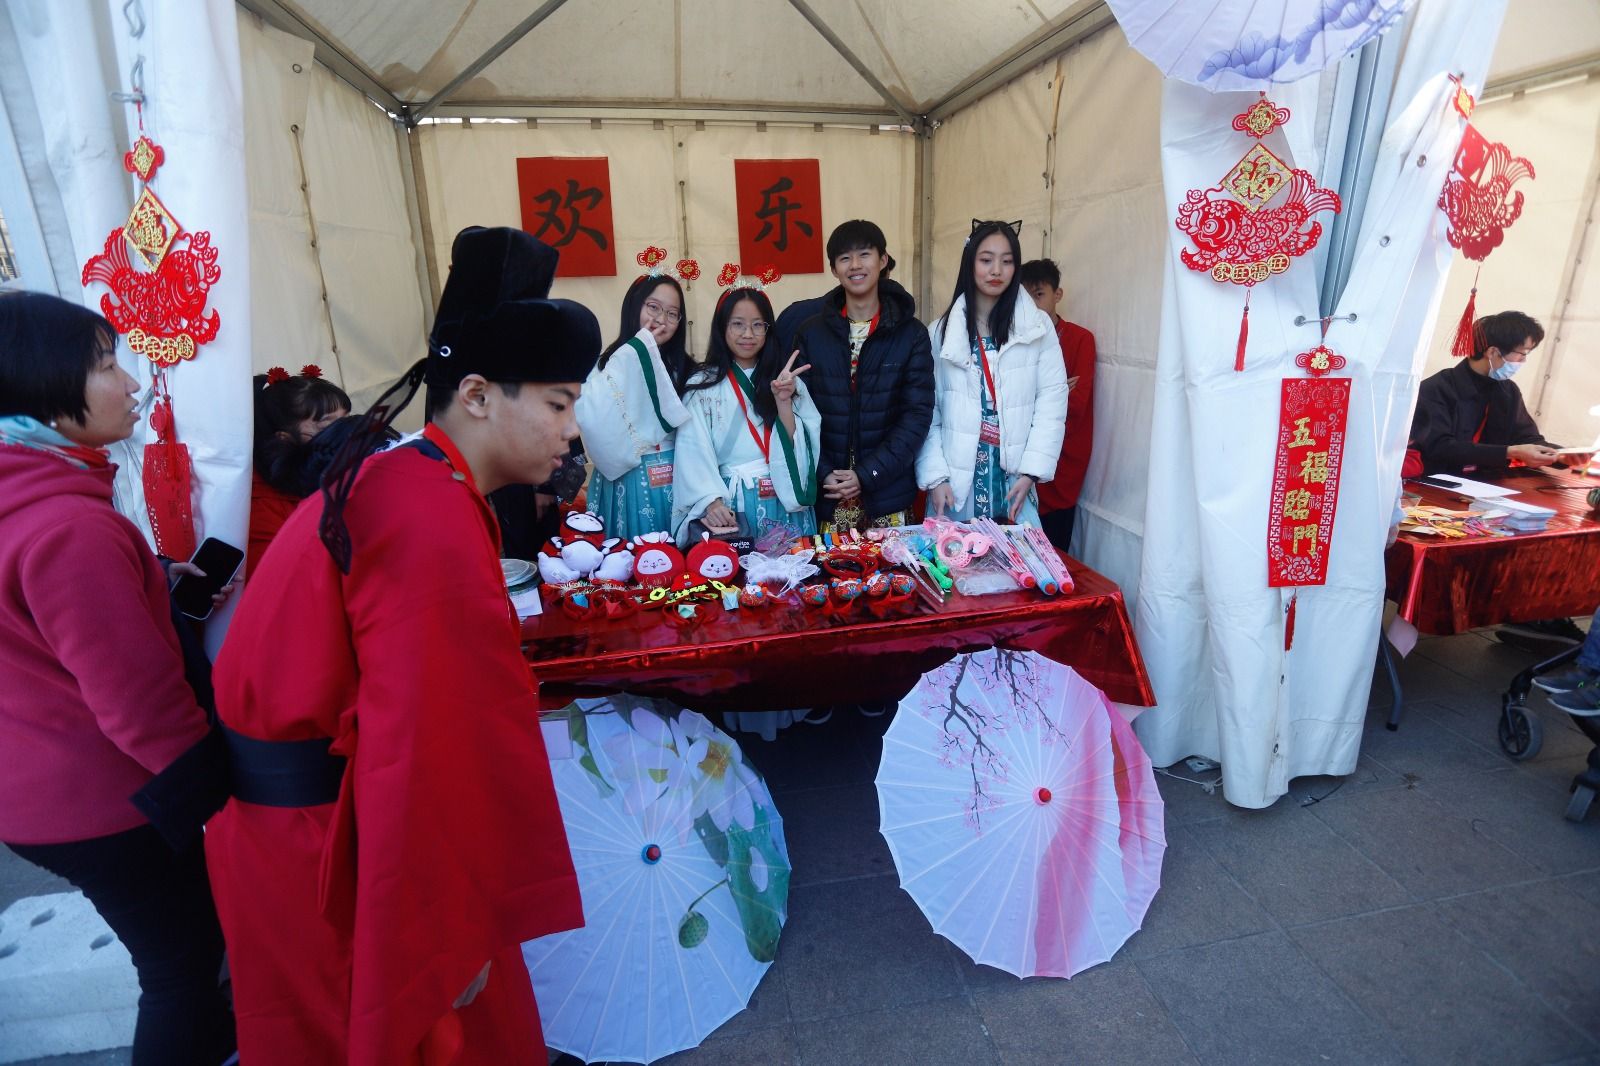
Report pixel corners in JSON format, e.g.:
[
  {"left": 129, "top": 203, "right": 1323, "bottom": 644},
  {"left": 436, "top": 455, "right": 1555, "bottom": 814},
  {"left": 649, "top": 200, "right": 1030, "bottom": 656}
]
[
  {"left": 939, "top": 220, "right": 1024, "bottom": 351},
  {"left": 684, "top": 287, "right": 782, "bottom": 426},
  {"left": 597, "top": 275, "right": 689, "bottom": 392}
]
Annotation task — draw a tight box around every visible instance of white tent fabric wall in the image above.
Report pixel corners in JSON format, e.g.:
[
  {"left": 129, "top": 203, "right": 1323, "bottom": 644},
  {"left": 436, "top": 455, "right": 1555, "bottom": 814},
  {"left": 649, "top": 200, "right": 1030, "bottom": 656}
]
[
  {"left": 413, "top": 120, "right": 916, "bottom": 355},
  {"left": 928, "top": 25, "right": 1165, "bottom": 604},
  {"left": 1420, "top": 74, "right": 1600, "bottom": 450},
  {"left": 1131, "top": 0, "right": 1511, "bottom": 809},
  {"left": 0, "top": 0, "right": 254, "bottom": 654},
  {"left": 238, "top": 11, "right": 429, "bottom": 412}
]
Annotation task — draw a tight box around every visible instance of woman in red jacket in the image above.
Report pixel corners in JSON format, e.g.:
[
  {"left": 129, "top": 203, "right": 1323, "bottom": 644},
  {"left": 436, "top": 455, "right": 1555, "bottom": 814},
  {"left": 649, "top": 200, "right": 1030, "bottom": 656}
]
[{"left": 0, "top": 291, "right": 236, "bottom": 1066}]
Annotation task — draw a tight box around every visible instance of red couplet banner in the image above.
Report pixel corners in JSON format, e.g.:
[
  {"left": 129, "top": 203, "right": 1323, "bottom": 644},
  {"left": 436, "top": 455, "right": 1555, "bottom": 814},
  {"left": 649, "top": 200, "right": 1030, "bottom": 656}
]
[
  {"left": 734, "top": 159, "right": 824, "bottom": 275},
  {"left": 1267, "top": 376, "right": 1351, "bottom": 587},
  {"left": 516, "top": 157, "right": 617, "bottom": 277}
]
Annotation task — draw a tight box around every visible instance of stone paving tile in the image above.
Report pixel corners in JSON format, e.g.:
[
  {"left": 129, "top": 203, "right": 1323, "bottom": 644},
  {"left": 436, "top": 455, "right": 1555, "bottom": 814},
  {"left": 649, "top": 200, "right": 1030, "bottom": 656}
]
[
  {"left": 1121, "top": 826, "right": 1274, "bottom": 960},
  {"left": 791, "top": 995, "right": 1000, "bottom": 1066},
  {"left": 1286, "top": 753, "right": 1408, "bottom": 803},
  {"left": 1188, "top": 801, "right": 1410, "bottom": 926},
  {"left": 777, "top": 873, "right": 963, "bottom": 1023},
  {"left": 1291, "top": 903, "right": 1593, "bottom": 1066},
  {"left": 0, "top": 848, "right": 70, "bottom": 913},
  {"left": 971, "top": 958, "right": 1198, "bottom": 1065},
  {"left": 11, "top": 1055, "right": 129, "bottom": 1066},
  {"left": 1558, "top": 870, "right": 1600, "bottom": 910},
  {"left": 1415, "top": 692, "right": 1599, "bottom": 768},
  {"left": 1152, "top": 766, "right": 1231, "bottom": 826},
  {"left": 1418, "top": 768, "right": 1600, "bottom": 876},
  {"left": 1435, "top": 878, "right": 1600, "bottom": 1044},
  {"left": 1137, "top": 931, "right": 1404, "bottom": 1066},
  {"left": 779, "top": 783, "right": 895, "bottom": 887},
  {"left": 657, "top": 1022, "right": 799, "bottom": 1065},
  {"left": 1415, "top": 631, "right": 1543, "bottom": 683},
  {"left": 1307, "top": 777, "right": 1539, "bottom": 899},
  {"left": 739, "top": 715, "right": 877, "bottom": 794},
  {"left": 1360, "top": 701, "right": 1510, "bottom": 782}
]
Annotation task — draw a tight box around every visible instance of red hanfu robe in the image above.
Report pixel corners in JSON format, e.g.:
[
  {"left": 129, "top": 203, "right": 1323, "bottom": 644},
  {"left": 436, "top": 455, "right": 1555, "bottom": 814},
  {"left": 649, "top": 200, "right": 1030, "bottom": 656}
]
[{"left": 206, "top": 423, "right": 582, "bottom": 1065}]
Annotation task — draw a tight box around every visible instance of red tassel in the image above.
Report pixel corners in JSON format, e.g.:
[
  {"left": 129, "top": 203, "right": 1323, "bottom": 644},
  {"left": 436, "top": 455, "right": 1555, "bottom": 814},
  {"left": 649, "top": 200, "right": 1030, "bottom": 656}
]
[
  {"left": 1284, "top": 592, "right": 1297, "bottom": 651},
  {"left": 1451, "top": 282, "right": 1478, "bottom": 359},
  {"left": 1235, "top": 294, "right": 1251, "bottom": 372}
]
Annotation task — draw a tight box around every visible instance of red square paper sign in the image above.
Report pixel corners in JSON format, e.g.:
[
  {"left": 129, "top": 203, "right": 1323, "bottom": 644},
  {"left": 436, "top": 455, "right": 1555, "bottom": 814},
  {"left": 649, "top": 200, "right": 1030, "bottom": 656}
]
[
  {"left": 734, "top": 159, "right": 823, "bottom": 275},
  {"left": 516, "top": 157, "right": 617, "bottom": 277}
]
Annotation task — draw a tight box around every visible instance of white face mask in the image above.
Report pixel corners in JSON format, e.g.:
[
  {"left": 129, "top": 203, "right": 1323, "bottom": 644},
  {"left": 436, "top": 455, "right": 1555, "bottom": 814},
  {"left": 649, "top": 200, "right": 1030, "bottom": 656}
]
[{"left": 1489, "top": 356, "right": 1522, "bottom": 382}]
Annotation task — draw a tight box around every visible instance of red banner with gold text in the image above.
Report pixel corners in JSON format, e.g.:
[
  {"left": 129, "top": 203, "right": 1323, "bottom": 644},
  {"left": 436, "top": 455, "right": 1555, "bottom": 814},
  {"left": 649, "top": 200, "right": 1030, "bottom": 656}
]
[{"left": 1267, "top": 377, "right": 1350, "bottom": 587}]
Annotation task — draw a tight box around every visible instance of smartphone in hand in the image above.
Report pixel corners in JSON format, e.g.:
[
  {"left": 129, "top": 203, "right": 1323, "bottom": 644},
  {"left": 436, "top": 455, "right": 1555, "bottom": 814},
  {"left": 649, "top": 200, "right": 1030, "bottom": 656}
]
[{"left": 172, "top": 538, "right": 245, "bottom": 620}]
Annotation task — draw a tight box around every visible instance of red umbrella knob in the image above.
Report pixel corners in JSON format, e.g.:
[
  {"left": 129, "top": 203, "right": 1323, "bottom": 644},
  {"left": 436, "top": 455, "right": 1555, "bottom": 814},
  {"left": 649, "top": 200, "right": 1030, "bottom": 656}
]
[
  {"left": 1035, "top": 787, "right": 1052, "bottom": 804},
  {"left": 642, "top": 844, "right": 662, "bottom": 864}
]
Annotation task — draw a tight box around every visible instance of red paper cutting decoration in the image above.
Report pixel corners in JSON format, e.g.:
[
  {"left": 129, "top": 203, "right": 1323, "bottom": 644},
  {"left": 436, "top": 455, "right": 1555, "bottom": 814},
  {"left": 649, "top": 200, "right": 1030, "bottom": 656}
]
[
  {"left": 716, "top": 263, "right": 741, "bottom": 288},
  {"left": 82, "top": 130, "right": 223, "bottom": 561},
  {"left": 1437, "top": 121, "right": 1535, "bottom": 357},
  {"left": 636, "top": 246, "right": 668, "bottom": 270},
  {"left": 676, "top": 258, "right": 701, "bottom": 282},
  {"left": 1175, "top": 103, "right": 1341, "bottom": 371},
  {"left": 1267, "top": 377, "right": 1351, "bottom": 593},
  {"left": 1293, "top": 343, "right": 1347, "bottom": 378}
]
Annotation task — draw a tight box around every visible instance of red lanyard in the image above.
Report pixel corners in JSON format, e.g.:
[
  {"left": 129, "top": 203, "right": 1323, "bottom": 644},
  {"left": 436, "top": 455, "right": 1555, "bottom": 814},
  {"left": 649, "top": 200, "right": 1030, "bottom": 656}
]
[
  {"left": 976, "top": 339, "right": 998, "bottom": 407},
  {"left": 727, "top": 371, "right": 772, "bottom": 461}
]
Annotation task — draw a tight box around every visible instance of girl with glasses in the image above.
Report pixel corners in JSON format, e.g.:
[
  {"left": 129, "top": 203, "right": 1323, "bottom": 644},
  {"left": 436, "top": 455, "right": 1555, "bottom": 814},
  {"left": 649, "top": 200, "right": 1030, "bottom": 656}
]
[
  {"left": 576, "top": 269, "right": 692, "bottom": 541},
  {"left": 672, "top": 283, "right": 819, "bottom": 549}
]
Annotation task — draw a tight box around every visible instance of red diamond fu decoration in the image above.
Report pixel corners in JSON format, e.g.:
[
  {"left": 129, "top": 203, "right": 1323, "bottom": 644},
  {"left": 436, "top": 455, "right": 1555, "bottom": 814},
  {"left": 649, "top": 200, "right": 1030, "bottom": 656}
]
[{"left": 123, "top": 135, "right": 165, "bottom": 182}]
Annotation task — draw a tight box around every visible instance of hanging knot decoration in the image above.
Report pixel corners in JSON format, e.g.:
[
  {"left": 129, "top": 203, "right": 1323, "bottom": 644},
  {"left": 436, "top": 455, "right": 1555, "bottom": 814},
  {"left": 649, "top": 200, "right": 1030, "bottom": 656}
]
[
  {"left": 716, "top": 262, "right": 741, "bottom": 288},
  {"left": 123, "top": 134, "right": 164, "bottom": 182},
  {"left": 1437, "top": 98, "right": 1534, "bottom": 357},
  {"left": 757, "top": 265, "right": 782, "bottom": 287},
  {"left": 1293, "top": 343, "right": 1347, "bottom": 378},
  {"left": 1232, "top": 94, "right": 1291, "bottom": 139},
  {"left": 675, "top": 258, "right": 701, "bottom": 282},
  {"left": 1175, "top": 97, "right": 1340, "bottom": 371},
  {"left": 636, "top": 246, "right": 668, "bottom": 271}
]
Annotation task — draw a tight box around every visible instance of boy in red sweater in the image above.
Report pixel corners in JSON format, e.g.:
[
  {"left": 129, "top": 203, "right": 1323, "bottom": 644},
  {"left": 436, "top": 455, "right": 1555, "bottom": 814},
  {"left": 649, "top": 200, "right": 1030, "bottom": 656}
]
[{"left": 1021, "top": 259, "right": 1095, "bottom": 552}]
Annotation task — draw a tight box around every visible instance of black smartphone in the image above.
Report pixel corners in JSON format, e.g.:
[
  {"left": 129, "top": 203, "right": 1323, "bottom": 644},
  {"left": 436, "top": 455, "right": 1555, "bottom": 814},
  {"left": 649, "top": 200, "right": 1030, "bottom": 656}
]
[{"left": 172, "top": 537, "right": 245, "bottom": 620}]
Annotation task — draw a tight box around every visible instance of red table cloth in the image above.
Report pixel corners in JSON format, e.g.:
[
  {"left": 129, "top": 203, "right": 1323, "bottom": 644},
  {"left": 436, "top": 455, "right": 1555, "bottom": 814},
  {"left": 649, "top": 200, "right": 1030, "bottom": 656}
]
[
  {"left": 523, "top": 556, "right": 1154, "bottom": 711},
  {"left": 1385, "top": 470, "right": 1600, "bottom": 635}
]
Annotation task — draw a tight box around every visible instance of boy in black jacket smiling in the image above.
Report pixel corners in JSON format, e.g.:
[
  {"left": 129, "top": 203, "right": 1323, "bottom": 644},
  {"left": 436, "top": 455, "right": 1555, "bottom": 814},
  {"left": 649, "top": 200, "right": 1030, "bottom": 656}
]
[{"left": 775, "top": 220, "right": 934, "bottom": 530}]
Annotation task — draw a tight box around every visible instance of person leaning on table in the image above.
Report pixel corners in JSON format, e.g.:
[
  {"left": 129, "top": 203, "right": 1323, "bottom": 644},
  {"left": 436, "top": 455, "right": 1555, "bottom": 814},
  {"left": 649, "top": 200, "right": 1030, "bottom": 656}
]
[
  {"left": 1408, "top": 310, "right": 1592, "bottom": 476},
  {"left": 0, "top": 290, "right": 237, "bottom": 1066}
]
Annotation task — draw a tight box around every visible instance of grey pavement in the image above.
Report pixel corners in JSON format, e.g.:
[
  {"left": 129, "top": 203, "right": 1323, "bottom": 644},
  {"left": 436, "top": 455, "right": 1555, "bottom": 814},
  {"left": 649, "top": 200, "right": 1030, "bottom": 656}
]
[{"left": 7, "top": 629, "right": 1599, "bottom": 1066}]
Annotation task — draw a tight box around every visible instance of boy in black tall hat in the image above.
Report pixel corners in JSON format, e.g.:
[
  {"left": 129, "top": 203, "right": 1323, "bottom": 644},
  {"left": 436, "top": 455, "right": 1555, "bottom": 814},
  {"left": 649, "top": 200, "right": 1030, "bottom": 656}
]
[{"left": 206, "top": 227, "right": 596, "bottom": 1065}]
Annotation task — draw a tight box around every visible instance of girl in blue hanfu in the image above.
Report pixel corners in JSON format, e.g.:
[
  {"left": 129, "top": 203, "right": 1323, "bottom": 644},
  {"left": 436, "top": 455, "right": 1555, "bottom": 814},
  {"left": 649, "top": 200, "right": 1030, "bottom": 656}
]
[
  {"left": 672, "top": 267, "right": 820, "bottom": 552},
  {"left": 576, "top": 248, "right": 696, "bottom": 541},
  {"left": 920, "top": 220, "right": 1068, "bottom": 525}
]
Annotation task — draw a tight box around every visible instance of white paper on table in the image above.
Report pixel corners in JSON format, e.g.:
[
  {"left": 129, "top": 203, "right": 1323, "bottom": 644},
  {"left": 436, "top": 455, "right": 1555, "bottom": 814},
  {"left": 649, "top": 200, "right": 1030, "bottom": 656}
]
[
  {"left": 1423, "top": 474, "right": 1519, "bottom": 498},
  {"left": 1488, "top": 497, "right": 1556, "bottom": 517}
]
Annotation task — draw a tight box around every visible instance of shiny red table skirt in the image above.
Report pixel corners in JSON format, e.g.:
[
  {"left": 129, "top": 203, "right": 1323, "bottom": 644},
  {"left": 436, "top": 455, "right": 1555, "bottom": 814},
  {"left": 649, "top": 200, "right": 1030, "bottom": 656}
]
[
  {"left": 1385, "top": 471, "right": 1600, "bottom": 635},
  {"left": 523, "top": 556, "right": 1154, "bottom": 711}
]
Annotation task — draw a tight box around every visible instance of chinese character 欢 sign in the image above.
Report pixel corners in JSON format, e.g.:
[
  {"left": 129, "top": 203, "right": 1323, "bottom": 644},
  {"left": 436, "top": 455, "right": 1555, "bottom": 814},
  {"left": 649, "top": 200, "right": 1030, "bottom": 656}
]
[
  {"left": 516, "top": 157, "right": 616, "bottom": 277},
  {"left": 1267, "top": 377, "right": 1351, "bottom": 587},
  {"left": 734, "top": 159, "right": 823, "bottom": 275}
]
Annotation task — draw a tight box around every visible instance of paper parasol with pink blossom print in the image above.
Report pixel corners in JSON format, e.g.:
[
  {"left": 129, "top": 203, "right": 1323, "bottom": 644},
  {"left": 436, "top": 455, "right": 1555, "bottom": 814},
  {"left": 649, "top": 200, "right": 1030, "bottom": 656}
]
[
  {"left": 524, "top": 698, "right": 789, "bottom": 1063},
  {"left": 877, "top": 650, "right": 1165, "bottom": 978}
]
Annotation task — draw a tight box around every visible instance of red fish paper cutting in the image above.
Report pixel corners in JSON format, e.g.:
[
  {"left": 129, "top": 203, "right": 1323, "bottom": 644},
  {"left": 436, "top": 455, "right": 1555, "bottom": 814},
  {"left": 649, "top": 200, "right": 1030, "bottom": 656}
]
[
  {"left": 1437, "top": 117, "right": 1535, "bottom": 357},
  {"left": 1175, "top": 96, "right": 1341, "bottom": 371}
]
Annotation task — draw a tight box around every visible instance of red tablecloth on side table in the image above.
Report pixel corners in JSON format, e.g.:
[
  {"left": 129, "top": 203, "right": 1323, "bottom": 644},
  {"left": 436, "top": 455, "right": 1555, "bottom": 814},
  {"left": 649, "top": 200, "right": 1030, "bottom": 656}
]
[
  {"left": 522, "top": 555, "right": 1154, "bottom": 711},
  {"left": 1385, "top": 471, "right": 1600, "bottom": 635}
]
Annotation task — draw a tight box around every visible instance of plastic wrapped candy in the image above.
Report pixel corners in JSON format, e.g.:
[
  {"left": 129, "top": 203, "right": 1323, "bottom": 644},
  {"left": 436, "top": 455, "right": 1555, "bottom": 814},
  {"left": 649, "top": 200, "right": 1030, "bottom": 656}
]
[
  {"left": 889, "top": 572, "right": 916, "bottom": 597},
  {"left": 799, "top": 583, "right": 829, "bottom": 607},
  {"left": 831, "top": 577, "right": 864, "bottom": 604},
  {"left": 864, "top": 571, "right": 891, "bottom": 598},
  {"left": 738, "top": 583, "right": 769, "bottom": 608},
  {"left": 740, "top": 549, "right": 819, "bottom": 594}
]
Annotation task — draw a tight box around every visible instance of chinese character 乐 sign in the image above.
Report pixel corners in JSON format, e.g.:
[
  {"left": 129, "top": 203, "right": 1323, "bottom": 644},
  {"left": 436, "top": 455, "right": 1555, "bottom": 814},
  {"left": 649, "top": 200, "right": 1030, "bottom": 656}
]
[
  {"left": 516, "top": 157, "right": 616, "bottom": 277},
  {"left": 1267, "top": 377, "right": 1350, "bottom": 587},
  {"left": 734, "top": 159, "right": 822, "bottom": 275}
]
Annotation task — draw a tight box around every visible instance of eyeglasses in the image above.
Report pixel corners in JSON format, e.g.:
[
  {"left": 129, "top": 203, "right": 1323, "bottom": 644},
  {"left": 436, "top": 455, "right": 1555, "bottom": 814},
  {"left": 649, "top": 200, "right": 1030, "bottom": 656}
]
[
  {"left": 728, "top": 319, "right": 769, "bottom": 336},
  {"left": 643, "top": 299, "right": 682, "bottom": 325}
]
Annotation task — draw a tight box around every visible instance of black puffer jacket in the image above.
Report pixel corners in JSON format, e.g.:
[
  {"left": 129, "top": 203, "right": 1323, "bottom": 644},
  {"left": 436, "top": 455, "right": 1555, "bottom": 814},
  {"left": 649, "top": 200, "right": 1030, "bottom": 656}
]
[{"left": 775, "top": 280, "right": 934, "bottom": 523}]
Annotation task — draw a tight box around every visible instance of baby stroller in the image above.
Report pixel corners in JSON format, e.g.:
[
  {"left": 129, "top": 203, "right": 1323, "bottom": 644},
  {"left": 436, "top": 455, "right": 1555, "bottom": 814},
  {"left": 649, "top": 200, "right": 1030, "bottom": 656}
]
[{"left": 1498, "top": 644, "right": 1600, "bottom": 822}]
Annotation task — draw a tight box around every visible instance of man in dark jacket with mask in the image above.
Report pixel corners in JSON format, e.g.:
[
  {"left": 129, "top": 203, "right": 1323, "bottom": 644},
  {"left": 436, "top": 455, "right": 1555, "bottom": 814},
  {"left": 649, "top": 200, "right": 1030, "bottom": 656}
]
[
  {"left": 1409, "top": 310, "right": 1564, "bottom": 476},
  {"left": 775, "top": 220, "right": 934, "bottom": 529}
]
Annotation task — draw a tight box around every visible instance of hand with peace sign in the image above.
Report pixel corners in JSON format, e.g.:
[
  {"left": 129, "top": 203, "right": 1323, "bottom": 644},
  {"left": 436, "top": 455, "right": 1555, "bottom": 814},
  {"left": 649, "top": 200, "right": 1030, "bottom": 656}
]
[{"left": 771, "top": 350, "right": 811, "bottom": 407}]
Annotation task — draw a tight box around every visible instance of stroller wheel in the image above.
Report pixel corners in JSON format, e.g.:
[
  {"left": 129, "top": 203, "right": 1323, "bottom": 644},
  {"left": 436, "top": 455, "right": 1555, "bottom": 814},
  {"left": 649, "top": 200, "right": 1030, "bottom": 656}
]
[
  {"left": 1497, "top": 704, "right": 1543, "bottom": 761},
  {"left": 1565, "top": 784, "right": 1595, "bottom": 824}
]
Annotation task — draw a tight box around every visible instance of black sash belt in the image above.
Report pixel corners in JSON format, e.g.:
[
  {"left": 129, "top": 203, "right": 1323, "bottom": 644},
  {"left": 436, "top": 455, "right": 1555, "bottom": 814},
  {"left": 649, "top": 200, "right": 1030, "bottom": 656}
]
[
  {"left": 221, "top": 725, "right": 346, "bottom": 808},
  {"left": 131, "top": 724, "right": 347, "bottom": 850}
]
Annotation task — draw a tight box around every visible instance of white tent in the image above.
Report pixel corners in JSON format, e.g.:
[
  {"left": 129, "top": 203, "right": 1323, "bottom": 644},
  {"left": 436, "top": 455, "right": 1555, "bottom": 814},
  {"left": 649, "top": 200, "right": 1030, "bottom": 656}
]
[{"left": 1, "top": 0, "right": 1596, "bottom": 799}]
